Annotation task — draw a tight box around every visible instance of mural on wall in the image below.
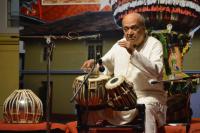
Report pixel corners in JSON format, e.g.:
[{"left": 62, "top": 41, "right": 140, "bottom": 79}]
[
  {"left": 42, "top": 0, "right": 101, "bottom": 5},
  {"left": 19, "top": 0, "right": 114, "bottom": 36},
  {"left": 20, "top": 0, "right": 111, "bottom": 22}
]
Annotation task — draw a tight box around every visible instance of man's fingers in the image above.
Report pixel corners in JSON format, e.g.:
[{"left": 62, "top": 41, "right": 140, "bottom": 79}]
[
  {"left": 118, "top": 40, "right": 134, "bottom": 54},
  {"left": 81, "top": 62, "right": 87, "bottom": 69},
  {"left": 118, "top": 41, "right": 126, "bottom": 45},
  {"left": 119, "top": 41, "right": 128, "bottom": 48},
  {"left": 81, "top": 62, "right": 90, "bottom": 69},
  {"left": 81, "top": 59, "right": 94, "bottom": 69}
]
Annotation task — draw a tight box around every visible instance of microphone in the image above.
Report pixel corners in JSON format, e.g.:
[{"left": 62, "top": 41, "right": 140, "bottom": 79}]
[
  {"left": 77, "top": 34, "right": 101, "bottom": 40},
  {"left": 96, "top": 51, "right": 105, "bottom": 72},
  {"left": 98, "top": 59, "right": 105, "bottom": 72}
]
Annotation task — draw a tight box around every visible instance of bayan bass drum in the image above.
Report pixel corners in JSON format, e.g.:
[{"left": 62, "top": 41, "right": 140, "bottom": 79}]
[{"left": 105, "top": 76, "right": 137, "bottom": 110}]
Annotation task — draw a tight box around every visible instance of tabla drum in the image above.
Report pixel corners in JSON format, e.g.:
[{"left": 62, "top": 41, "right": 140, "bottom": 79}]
[
  {"left": 72, "top": 75, "right": 110, "bottom": 106},
  {"left": 105, "top": 76, "right": 137, "bottom": 110}
]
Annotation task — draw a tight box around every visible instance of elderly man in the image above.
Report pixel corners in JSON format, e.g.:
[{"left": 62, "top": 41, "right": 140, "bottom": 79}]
[{"left": 82, "top": 12, "right": 167, "bottom": 133}]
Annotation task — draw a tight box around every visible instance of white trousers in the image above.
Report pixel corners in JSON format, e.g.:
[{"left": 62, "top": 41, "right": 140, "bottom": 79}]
[{"left": 143, "top": 102, "right": 167, "bottom": 133}]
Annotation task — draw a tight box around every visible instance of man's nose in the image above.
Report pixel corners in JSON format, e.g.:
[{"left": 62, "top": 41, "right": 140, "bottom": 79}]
[{"left": 127, "top": 29, "right": 133, "bottom": 35}]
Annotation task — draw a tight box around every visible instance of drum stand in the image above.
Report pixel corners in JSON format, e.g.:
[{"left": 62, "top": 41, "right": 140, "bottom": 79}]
[{"left": 75, "top": 104, "right": 145, "bottom": 133}]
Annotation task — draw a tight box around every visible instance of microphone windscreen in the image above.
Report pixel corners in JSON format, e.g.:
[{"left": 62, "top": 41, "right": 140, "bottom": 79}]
[
  {"left": 99, "top": 66, "right": 105, "bottom": 72},
  {"left": 98, "top": 59, "right": 105, "bottom": 72},
  {"left": 98, "top": 59, "right": 103, "bottom": 64}
]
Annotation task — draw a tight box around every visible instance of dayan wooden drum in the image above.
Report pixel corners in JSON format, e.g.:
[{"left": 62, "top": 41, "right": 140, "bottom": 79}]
[
  {"left": 72, "top": 75, "right": 110, "bottom": 106},
  {"left": 3, "top": 89, "right": 43, "bottom": 123},
  {"left": 105, "top": 76, "right": 137, "bottom": 110}
]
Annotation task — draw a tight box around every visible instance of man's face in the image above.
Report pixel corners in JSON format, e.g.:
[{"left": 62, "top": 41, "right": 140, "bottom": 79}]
[{"left": 122, "top": 15, "right": 145, "bottom": 47}]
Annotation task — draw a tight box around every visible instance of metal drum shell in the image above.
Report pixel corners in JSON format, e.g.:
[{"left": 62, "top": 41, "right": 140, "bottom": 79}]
[{"left": 3, "top": 89, "right": 43, "bottom": 123}]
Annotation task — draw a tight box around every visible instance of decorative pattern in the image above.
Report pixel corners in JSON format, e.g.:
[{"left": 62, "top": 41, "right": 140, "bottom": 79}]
[
  {"left": 72, "top": 75, "right": 110, "bottom": 106},
  {"left": 150, "top": 29, "right": 191, "bottom": 79},
  {"left": 42, "top": 0, "right": 100, "bottom": 5},
  {"left": 110, "top": 0, "right": 200, "bottom": 32}
]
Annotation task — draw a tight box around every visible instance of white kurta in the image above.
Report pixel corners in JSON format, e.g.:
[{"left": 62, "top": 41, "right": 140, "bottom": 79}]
[{"left": 101, "top": 36, "right": 167, "bottom": 132}]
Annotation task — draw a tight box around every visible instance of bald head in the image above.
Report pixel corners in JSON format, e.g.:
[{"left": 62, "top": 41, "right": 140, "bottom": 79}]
[
  {"left": 122, "top": 12, "right": 145, "bottom": 28},
  {"left": 121, "top": 12, "right": 146, "bottom": 47}
]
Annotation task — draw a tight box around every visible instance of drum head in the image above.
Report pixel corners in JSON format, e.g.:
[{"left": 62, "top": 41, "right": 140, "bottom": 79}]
[
  {"left": 105, "top": 76, "right": 125, "bottom": 89},
  {"left": 76, "top": 74, "right": 110, "bottom": 82}
]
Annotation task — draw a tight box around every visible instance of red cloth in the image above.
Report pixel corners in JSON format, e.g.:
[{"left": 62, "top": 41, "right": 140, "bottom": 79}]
[
  {"left": 189, "top": 118, "right": 200, "bottom": 133},
  {"left": 0, "top": 121, "right": 69, "bottom": 132},
  {"left": 66, "top": 121, "right": 78, "bottom": 133},
  {"left": 161, "top": 125, "right": 186, "bottom": 133},
  {"left": 1, "top": 118, "right": 200, "bottom": 133}
]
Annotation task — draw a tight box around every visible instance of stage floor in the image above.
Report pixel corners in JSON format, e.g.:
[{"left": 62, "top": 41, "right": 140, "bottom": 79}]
[{"left": 0, "top": 118, "right": 200, "bottom": 133}]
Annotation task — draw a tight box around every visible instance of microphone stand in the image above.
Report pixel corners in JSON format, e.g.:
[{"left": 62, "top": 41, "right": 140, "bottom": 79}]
[
  {"left": 70, "top": 48, "right": 100, "bottom": 103},
  {"left": 70, "top": 62, "right": 96, "bottom": 103},
  {"left": 70, "top": 60, "right": 96, "bottom": 133},
  {"left": 45, "top": 36, "right": 55, "bottom": 133}
]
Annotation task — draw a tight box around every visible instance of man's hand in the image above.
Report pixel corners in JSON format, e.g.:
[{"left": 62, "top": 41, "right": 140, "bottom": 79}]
[
  {"left": 81, "top": 59, "right": 95, "bottom": 72},
  {"left": 118, "top": 40, "right": 135, "bottom": 54}
]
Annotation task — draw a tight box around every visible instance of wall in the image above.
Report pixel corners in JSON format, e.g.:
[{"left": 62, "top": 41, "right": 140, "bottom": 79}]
[
  {"left": 0, "top": 34, "right": 19, "bottom": 120},
  {"left": 0, "top": 0, "right": 19, "bottom": 120},
  {"left": 0, "top": 0, "right": 18, "bottom": 33},
  {"left": 183, "top": 34, "right": 200, "bottom": 118}
]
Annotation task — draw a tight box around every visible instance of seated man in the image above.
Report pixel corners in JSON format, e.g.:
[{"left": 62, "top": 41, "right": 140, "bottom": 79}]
[{"left": 81, "top": 12, "right": 167, "bottom": 133}]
